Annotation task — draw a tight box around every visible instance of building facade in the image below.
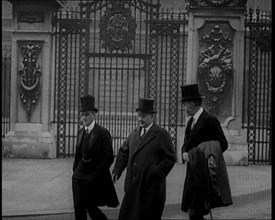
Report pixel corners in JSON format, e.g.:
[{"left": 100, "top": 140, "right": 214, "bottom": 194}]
[{"left": 2, "top": 0, "right": 272, "bottom": 164}]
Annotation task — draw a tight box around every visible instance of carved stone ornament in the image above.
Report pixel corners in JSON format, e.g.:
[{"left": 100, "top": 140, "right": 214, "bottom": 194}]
[
  {"left": 186, "top": 0, "right": 247, "bottom": 8},
  {"left": 99, "top": 2, "right": 137, "bottom": 52},
  {"left": 198, "top": 24, "right": 233, "bottom": 117},
  {"left": 18, "top": 42, "right": 42, "bottom": 121},
  {"left": 18, "top": 11, "right": 45, "bottom": 23}
]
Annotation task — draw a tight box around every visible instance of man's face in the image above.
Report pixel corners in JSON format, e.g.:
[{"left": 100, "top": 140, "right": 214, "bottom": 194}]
[
  {"left": 183, "top": 101, "right": 197, "bottom": 116},
  {"left": 81, "top": 111, "right": 96, "bottom": 126},
  {"left": 137, "top": 112, "right": 154, "bottom": 128}
]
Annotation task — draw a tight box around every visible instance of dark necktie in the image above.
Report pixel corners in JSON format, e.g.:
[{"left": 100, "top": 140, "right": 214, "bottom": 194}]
[
  {"left": 140, "top": 128, "right": 147, "bottom": 139},
  {"left": 84, "top": 128, "right": 89, "bottom": 137},
  {"left": 82, "top": 128, "right": 90, "bottom": 160},
  {"left": 187, "top": 117, "right": 193, "bottom": 135}
]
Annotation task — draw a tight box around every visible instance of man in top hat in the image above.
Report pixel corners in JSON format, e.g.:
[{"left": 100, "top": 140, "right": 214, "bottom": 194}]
[
  {"left": 179, "top": 84, "right": 232, "bottom": 220},
  {"left": 112, "top": 98, "right": 176, "bottom": 220},
  {"left": 72, "top": 95, "right": 119, "bottom": 220}
]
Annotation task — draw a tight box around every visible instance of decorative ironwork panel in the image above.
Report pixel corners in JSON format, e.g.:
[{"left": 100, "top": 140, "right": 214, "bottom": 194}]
[
  {"left": 2, "top": 45, "right": 11, "bottom": 138},
  {"left": 56, "top": 31, "right": 68, "bottom": 157},
  {"left": 18, "top": 41, "right": 42, "bottom": 121},
  {"left": 146, "top": 11, "right": 188, "bottom": 148},
  {"left": 243, "top": 8, "right": 272, "bottom": 164},
  {"left": 168, "top": 23, "right": 180, "bottom": 147},
  {"left": 99, "top": 1, "right": 137, "bottom": 52},
  {"left": 78, "top": 4, "right": 90, "bottom": 97},
  {"left": 148, "top": 6, "right": 160, "bottom": 99},
  {"left": 53, "top": 7, "right": 91, "bottom": 157},
  {"left": 247, "top": 29, "right": 257, "bottom": 163}
]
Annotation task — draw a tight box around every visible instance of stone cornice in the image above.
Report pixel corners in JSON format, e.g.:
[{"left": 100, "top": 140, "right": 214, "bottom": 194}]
[
  {"left": 8, "top": 0, "right": 66, "bottom": 9},
  {"left": 186, "top": 0, "right": 247, "bottom": 9}
]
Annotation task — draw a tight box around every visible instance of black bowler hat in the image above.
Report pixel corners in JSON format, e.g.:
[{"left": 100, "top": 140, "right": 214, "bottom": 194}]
[
  {"left": 180, "top": 83, "right": 205, "bottom": 103},
  {"left": 80, "top": 95, "right": 98, "bottom": 113},
  {"left": 135, "top": 98, "right": 157, "bottom": 113}
]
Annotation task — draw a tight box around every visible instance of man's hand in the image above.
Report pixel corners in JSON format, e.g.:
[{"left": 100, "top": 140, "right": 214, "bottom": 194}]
[
  {"left": 182, "top": 152, "right": 189, "bottom": 162},
  {"left": 112, "top": 173, "right": 118, "bottom": 183}
]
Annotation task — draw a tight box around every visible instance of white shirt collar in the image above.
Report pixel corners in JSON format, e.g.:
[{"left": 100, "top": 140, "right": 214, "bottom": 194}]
[
  {"left": 143, "top": 122, "right": 153, "bottom": 132},
  {"left": 85, "top": 120, "right": 95, "bottom": 133},
  {"left": 193, "top": 107, "right": 203, "bottom": 123}
]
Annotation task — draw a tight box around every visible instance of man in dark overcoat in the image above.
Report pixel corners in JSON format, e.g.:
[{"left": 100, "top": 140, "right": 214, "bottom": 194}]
[
  {"left": 112, "top": 98, "right": 176, "bottom": 220},
  {"left": 180, "top": 84, "right": 232, "bottom": 220},
  {"left": 72, "top": 95, "right": 119, "bottom": 220}
]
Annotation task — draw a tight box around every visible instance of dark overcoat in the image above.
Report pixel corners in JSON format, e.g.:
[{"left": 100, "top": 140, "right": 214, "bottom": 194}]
[
  {"left": 113, "top": 123, "right": 176, "bottom": 220},
  {"left": 73, "top": 123, "right": 119, "bottom": 207},
  {"left": 198, "top": 140, "right": 233, "bottom": 208},
  {"left": 181, "top": 109, "right": 230, "bottom": 212}
]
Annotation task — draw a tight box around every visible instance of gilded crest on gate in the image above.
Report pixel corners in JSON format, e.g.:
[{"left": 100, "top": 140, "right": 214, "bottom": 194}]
[{"left": 99, "top": 2, "right": 137, "bottom": 52}]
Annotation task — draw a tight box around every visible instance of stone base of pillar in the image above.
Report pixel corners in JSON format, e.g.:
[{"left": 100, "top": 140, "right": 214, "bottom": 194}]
[
  {"left": 177, "top": 127, "right": 248, "bottom": 166},
  {"left": 2, "top": 123, "right": 56, "bottom": 159},
  {"left": 223, "top": 129, "right": 248, "bottom": 166}
]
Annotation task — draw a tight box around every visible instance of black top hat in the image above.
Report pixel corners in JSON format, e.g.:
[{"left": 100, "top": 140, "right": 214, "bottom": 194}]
[
  {"left": 135, "top": 98, "right": 157, "bottom": 113},
  {"left": 80, "top": 95, "right": 98, "bottom": 112},
  {"left": 180, "top": 83, "right": 205, "bottom": 103}
]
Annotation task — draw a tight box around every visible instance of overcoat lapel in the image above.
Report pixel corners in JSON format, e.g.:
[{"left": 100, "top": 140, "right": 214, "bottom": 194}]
[
  {"left": 76, "top": 123, "right": 99, "bottom": 152},
  {"left": 76, "top": 129, "right": 84, "bottom": 150},
  {"left": 132, "top": 128, "right": 141, "bottom": 149},
  {"left": 87, "top": 123, "right": 99, "bottom": 150},
  {"left": 188, "top": 110, "right": 209, "bottom": 141},
  {"left": 133, "top": 123, "right": 157, "bottom": 156}
]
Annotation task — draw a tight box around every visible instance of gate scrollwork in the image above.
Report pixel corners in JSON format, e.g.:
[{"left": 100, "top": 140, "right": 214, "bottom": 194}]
[
  {"left": 99, "top": 2, "right": 137, "bottom": 52},
  {"left": 18, "top": 42, "right": 42, "bottom": 120}
]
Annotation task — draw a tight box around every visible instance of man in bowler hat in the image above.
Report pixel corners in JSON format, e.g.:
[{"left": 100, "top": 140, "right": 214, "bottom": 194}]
[
  {"left": 72, "top": 95, "right": 119, "bottom": 220},
  {"left": 112, "top": 98, "right": 176, "bottom": 220},
  {"left": 180, "top": 84, "right": 232, "bottom": 220}
]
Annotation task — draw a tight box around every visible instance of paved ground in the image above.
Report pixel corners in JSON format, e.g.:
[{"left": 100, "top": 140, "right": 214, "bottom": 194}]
[
  {"left": 1, "top": 190, "right": 272, "bottom": 220},
  {"left": 2, "top": 158, "right": 272, "bottom": 219}
]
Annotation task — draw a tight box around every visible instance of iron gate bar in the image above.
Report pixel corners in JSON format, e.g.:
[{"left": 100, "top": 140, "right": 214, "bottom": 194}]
[{"left": 1, "top": 51, "right": 11, "bottom": 138}]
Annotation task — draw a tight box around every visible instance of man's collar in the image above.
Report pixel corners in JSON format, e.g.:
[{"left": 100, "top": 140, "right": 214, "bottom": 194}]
[
  {"left": 143, "top": 122, "right": 153, "bottom": 132},
  {"left": 193, "top": 107, "right": 203, "bottom": 121},
  {"left": 85, "top": 120, "right": 95, "bottom": 133}
]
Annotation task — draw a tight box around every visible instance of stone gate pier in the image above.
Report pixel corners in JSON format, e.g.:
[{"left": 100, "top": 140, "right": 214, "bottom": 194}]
[{"left": 2, "top": 0, "right": 64, "bottom": 158}]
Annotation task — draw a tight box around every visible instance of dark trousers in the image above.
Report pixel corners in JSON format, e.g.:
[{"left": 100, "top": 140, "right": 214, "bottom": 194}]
[
  {"left": 188, "top": 209, "right": 205, "bottom": 220},
  {"left": 72, "top": 176, "right": 108, "bottom": 220}
]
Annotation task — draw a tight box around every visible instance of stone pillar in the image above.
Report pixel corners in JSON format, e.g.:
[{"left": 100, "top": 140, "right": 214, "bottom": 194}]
[
  {"left": 183, "top": 0, "right": 248, "bottom": 165},
  {"left": 3, "top": 1, "right": 65, "bottom": 158}
]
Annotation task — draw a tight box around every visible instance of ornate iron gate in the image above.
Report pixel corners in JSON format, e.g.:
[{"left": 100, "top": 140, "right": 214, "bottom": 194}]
[
  {"left": 243, "top": 8, "right": 272, "bottom": 164},
  {"left": 52, "top": 0, "right": 188, "bottom": 158},
  {"left": 2, "top": 45, "right": 11, "bottom": 138}
]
